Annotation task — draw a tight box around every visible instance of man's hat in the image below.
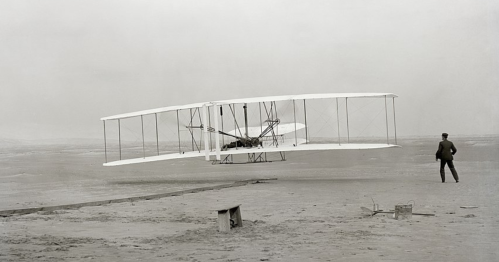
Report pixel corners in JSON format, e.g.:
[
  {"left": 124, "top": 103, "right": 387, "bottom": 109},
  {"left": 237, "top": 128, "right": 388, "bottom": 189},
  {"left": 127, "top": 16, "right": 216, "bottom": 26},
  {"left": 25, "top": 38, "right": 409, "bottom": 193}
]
[{"left": 442, "top": 133, "right": 448, "bottom": 138}]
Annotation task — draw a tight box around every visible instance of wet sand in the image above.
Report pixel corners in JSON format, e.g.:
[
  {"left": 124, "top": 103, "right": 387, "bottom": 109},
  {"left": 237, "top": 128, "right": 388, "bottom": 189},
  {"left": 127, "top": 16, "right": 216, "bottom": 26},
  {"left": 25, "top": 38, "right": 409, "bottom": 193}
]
[{"left": 1, "top": 136, "right": 498, "bottom": 261}]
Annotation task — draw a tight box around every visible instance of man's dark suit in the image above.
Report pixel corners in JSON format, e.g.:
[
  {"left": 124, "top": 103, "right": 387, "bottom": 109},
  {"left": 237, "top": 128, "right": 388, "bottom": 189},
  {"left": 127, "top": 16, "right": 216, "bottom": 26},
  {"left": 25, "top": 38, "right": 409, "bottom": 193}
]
[{"left": 436, "top": 140, "right": 459, "bottom": 182}]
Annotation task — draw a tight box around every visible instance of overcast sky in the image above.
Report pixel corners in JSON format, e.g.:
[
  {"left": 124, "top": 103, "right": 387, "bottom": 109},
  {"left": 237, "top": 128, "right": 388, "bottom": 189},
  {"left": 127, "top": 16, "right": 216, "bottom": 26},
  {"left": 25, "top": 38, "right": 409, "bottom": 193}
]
[{"left": 1, "top": 0, "right": 498, "bottom": 141}]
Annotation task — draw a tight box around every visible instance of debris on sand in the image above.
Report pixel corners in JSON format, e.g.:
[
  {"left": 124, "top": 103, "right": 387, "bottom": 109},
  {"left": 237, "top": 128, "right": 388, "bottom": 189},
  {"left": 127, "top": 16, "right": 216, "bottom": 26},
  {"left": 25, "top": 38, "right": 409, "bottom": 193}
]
[{"left": 360, "top": 206, "right": 435, "bottom": 217}]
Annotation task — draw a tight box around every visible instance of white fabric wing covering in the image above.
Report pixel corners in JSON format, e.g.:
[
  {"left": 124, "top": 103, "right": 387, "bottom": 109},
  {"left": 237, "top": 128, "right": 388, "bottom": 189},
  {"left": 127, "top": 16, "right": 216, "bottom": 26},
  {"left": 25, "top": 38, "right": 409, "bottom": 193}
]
[{"left": 101, "top": 93, "right": 397, "bottom": 121}]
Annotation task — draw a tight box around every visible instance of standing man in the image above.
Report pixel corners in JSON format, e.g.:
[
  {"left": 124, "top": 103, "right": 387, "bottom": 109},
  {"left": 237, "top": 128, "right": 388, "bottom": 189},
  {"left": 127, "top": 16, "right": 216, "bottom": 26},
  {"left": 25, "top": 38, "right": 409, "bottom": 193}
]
[{"left": 435, "top": 133, "right": 459, "bottom": 183}]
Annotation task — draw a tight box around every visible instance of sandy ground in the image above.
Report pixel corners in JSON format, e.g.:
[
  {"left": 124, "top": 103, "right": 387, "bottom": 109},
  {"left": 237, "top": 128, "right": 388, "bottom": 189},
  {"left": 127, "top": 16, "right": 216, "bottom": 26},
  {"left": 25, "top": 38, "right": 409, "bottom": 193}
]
[{"left": 1, "top": 136, "right": 498, "bottom": 261}]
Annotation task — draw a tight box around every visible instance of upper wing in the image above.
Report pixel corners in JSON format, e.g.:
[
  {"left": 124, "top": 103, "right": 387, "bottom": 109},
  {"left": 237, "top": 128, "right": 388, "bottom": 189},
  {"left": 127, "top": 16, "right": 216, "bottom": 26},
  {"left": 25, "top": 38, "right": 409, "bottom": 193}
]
[
  {"left": 100, "top": 102, "right": 205, "bottom": 121},
  {"left": 211, "top": 93, "right": 397, "bottom": 106},
  {"left": 101, "top": 93, "right": 398, "bottom": 120}
]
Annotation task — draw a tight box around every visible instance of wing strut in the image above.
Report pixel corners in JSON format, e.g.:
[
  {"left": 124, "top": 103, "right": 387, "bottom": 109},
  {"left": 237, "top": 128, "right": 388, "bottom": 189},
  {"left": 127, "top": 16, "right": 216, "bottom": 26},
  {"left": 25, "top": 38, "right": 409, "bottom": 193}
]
[
  {"left": 243, "top": 103, "right": 249, "bottom": 138},
  {"left": 393, "top": 97, "right": 398, "bottom": 144},
  {"left": 274, "top": 101, "right": 279, "bottom": 139},
  {"left": 189, "top": 108, "right": 194, "bottom": 151},
  {"left": 103, "top": 120, "right": 107, "bottom": 163},
  {"left": 233, "top": 104, "right": 237, "bottom": 150},
  {"left": 213, "top": 103, "right": 221, "bottom": 160},
  {"left": 259, "top": 102, "right": 263, "bottom": 135},
  {"left": 118, "top": 119, "right": 121, "bottom": 160},
  {"left": 336, "top": 98, "right": 341, "bottom": 145},
  {"left": 220, "top": 106, "right": 225, "bottom": 146},
  {"left": 303, "top": 99, "right": 308, "bottom": 144},
  {"left": 141, "top": 115, "right": 145, "bottom": 158},
  {"left": 202, "top": 104, "right": 210, "bottom": 161},
  {"left": 176, "top": 110, "right": 181, "bottom": 154},
  {"left": 346, "top": 98, "right": 350, "bottom": 143},
  {"left": 293, "top": 100, "right": 297, "bottom": 146},
  {"left": 384, "top": 95, "right": 389, "bottom": 144},
  {"left": 155, "top": 113, "right": 159, "bottom": 155},
  {"left": 207, "top": 107, "right": 212, "bottom": 151}
]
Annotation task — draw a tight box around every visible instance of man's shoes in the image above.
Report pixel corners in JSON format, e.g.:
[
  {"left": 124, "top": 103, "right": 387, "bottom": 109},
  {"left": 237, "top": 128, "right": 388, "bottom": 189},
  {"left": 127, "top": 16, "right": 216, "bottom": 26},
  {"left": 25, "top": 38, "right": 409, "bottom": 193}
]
[{"left": 456, "top": 181, "right": 459, "bottom": 183}]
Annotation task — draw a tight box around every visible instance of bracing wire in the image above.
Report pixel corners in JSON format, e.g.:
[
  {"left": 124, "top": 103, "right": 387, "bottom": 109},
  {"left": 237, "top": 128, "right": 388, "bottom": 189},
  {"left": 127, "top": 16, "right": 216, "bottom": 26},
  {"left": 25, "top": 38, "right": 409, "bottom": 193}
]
[{"left": 353, "top": 105, "right": 386, "bottom": 138}]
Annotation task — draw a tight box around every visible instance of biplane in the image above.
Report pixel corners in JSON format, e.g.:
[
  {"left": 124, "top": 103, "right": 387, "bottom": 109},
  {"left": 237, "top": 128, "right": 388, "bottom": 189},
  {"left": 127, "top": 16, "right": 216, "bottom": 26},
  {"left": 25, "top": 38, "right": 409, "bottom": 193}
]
[{"left": 101, "top": 93, "right": 400, "bottom": 166}]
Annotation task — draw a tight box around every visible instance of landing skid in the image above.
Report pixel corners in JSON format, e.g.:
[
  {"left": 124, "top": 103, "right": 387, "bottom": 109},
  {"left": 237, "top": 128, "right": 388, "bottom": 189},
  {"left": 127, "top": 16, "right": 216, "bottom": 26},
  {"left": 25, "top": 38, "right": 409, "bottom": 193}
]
[{"left": 212, "top": 152, "right": 286, "bottom": 164}]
